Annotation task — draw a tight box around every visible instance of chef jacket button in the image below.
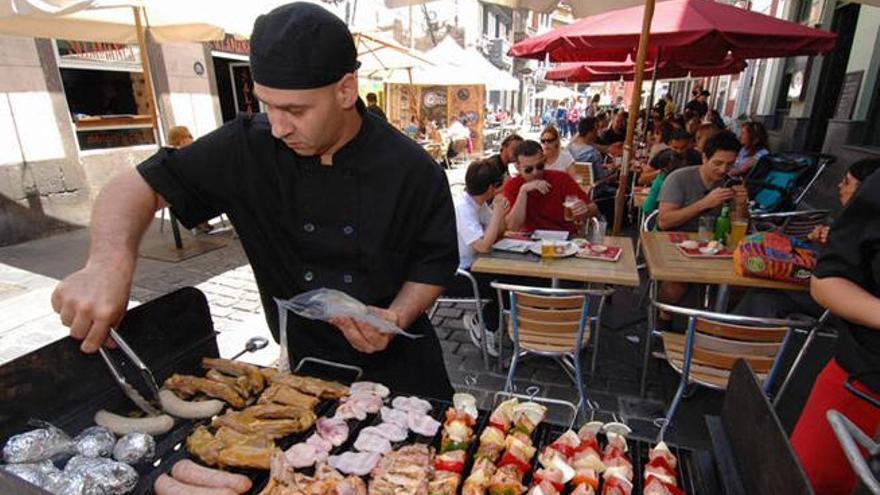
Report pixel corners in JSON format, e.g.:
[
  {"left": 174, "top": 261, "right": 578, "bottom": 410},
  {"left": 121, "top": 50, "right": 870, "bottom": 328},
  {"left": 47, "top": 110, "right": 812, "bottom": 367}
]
[
  {"left": 304, "top": 271, "right": 314, "bottom": 282},
  {"left": 343, "top": 225, "right": 354, "bottom": 235},
  {"left": 303, "top": 223, "right": 315, "bottom": 233},
  {"left": 343, "top": 274, "right": 353, "bottom": 284}
]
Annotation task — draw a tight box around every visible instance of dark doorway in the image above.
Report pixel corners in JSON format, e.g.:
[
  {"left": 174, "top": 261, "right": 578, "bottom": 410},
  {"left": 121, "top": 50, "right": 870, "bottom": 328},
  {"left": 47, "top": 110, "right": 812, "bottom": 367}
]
[
  {"left": 212, "top": 57, "right": 257, "bottom": 123},
  {"left": 804, "top": 2, "right": 860, "bottom": 152}
]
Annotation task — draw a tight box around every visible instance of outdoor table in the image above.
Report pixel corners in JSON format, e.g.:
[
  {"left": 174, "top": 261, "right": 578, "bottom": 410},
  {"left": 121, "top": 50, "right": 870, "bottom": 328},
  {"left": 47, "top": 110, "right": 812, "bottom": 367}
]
[
  {"left": 471, "top": 235, "right": 639, "bottom": 287},
  {"left": 638, "top": 230, "right": 809, "bottom": 396},
  {"left": 640, "top": 231, "right": 807, "bottom": 295}
]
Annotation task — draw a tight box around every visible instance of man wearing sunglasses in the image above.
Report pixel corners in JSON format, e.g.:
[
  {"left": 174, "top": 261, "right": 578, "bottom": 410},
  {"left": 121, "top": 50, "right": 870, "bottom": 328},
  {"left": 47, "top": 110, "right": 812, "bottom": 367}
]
[{"left": 503, "top": 140, "right": 597, "bottom": 235}]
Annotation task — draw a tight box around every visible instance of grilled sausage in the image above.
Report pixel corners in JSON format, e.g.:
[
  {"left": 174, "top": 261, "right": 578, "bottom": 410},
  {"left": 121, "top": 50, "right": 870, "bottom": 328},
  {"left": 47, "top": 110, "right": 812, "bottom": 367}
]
[
  {"left": 159, "top": 390, "right": 225, "bottom": 419},
  {"left": 94, "top": 409, "right": 174, "bottom": 436},
  {"left": 154, "top": 474, "right": 238, "bottom": 495},
  {"left": 170, "top": 459, "right": 252, "bottom": 494}
]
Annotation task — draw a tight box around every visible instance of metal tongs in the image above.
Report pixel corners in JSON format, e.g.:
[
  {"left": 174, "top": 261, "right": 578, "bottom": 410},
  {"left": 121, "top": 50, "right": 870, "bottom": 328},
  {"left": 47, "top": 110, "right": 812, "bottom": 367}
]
[{"left": 98, "top": 329, "right": 161, "bottom": 416}]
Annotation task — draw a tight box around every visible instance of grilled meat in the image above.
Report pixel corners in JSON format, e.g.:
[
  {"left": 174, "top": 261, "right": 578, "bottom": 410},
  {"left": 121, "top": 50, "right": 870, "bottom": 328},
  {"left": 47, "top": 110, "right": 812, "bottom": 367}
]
[
  {"left": 258, "top": 383, "right": 320, "bottom": 410},
  {"left": 202, "top": 357, "right": 266, "bottom": 394},
  {"left": 270, "top": 373, "right": 350, "bottom": 400},
  {"left": 164, "top": 374, "right": 246, "bottom": 408},
  {"left": 368, "top": 444, "right": 433, "bottom": 495}
]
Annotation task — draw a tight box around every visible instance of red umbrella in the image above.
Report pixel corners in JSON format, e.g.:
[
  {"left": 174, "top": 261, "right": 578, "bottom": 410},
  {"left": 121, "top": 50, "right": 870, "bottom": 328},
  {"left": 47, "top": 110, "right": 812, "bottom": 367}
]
[
  {"left": 545, "top": 56, "right": 747, "bottom": 83},
  {"left": 509, "top": 0, "right": 837, "bottom": 63}
]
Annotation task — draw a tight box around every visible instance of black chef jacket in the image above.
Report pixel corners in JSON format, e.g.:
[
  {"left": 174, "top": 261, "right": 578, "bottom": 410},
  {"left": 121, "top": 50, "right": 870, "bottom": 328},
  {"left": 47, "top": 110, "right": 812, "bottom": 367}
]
[
  {"left": 813, "top": 172, "right": 880, "bottom": 393},
  {"left": 137, "top": 101, "right": 458, "bottom": 399}
]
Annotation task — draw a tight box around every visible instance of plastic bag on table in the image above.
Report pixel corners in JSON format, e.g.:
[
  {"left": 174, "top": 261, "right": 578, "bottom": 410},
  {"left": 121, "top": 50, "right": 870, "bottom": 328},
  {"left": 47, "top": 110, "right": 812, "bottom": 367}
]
[{"left": 275, "top": 289, "right": 421, "bottom": 339}]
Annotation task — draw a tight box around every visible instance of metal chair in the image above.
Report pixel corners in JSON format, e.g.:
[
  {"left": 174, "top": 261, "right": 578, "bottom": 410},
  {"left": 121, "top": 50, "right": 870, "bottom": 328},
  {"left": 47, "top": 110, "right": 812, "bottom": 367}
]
[
  {"left": 491, "top": 282, "right": 614, "bottom": 417},
  {"left": 429, "top": 268, "right": 493, "bottom": 369},
  {"left": 634, "top": 210, "right": 660, "bottom": 309},
  {"left": 828, "top": 410, "right": 880, "bottom": 495},
  {"left": 636, "top": 209, "right": 659, "bottom": 268},
  {"left": 647, "top": 298, "right": 814, "bottom": 440},
  {"left": 751, "top": 209, "right": 831, "bottom": 238},
  {"left": 572, "top": 162, "right": 595, "bottom": 198}
]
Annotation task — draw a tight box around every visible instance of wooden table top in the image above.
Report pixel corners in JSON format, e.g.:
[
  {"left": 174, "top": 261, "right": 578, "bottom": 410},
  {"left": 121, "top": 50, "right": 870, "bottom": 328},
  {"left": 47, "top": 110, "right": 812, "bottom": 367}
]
[
  {"left": 640, "top": 231, "right": 808, "bottom": 291},
  {"left": 471, "top": 236, "right": 640, "bottom": 287}
]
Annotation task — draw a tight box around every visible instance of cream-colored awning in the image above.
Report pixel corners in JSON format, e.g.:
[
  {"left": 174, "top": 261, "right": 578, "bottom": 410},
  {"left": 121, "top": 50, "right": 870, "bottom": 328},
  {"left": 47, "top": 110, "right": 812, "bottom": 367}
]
[
  {"left": 0, "top": 0, "right": 224, "bottom": 43},
  {"left": 426, "top": 36, "right": 519, "bottom": 91}
]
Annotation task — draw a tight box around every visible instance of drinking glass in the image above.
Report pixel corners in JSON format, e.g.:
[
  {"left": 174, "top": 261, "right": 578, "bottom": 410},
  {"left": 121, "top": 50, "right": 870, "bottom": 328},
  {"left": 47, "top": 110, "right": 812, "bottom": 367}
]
[
  {"left": 587, "top": 217, "right": 607, "bottom": 245},
  {"left": 563, "top": 195, "right": 578, "bottom": 222},
  {"left": 698, "top": 215, "right": 715, "bottom": 242},
  {"left": 541, "top": 240, "right": 554, "bottom": 259},
  {"left": 729, "top": 220, "right": 748, "bottom": 248}
]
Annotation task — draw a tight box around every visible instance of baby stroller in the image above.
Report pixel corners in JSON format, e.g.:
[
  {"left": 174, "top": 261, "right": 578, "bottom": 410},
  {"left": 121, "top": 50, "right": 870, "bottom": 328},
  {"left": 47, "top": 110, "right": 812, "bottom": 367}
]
[
  {"left": 746, "top": 152, "right": 835, "bottom": 214},
  {"left": 747, "top": 153, "right": 835, "bottom": 239}
]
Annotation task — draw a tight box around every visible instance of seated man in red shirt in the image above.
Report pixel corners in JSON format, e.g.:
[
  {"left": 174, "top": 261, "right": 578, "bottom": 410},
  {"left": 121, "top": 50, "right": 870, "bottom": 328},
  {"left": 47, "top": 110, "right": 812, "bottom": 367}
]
[{"left": 504, "top": 139, "right": 597, "bottom": 234}]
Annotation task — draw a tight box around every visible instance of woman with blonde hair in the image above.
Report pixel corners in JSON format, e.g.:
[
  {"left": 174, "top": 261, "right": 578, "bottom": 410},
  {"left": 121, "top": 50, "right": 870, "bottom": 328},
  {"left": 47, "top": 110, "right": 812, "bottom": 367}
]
[
  {"left": 167, "top": 125, "right": 193, "bottom": 148},
  {"left": 540, "top": 124, "right": 574, "bottom": 173}
]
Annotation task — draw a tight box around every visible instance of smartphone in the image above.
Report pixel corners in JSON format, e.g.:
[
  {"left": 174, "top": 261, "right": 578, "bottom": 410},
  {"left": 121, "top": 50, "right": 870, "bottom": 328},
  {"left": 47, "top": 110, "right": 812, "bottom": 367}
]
[{"left": 723, "top": 176, "right": 743, "bottom": 188}]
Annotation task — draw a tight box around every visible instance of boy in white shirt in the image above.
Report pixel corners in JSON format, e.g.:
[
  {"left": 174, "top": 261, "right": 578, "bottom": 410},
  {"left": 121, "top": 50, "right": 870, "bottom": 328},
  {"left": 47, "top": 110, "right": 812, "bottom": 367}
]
[{"left": 449, "top": 159, "right": 509, "bottom": 355}]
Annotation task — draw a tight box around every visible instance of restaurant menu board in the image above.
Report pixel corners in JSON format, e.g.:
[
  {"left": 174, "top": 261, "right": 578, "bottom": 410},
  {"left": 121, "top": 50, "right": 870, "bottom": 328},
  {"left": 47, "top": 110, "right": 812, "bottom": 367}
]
[{"left": 834, "top": 71, "right": 863, "bottom": 120}]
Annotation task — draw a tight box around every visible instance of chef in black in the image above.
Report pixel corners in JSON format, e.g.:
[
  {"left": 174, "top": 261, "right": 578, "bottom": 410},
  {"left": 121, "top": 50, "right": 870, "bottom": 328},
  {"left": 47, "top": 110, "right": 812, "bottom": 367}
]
[{"left": 50, "top": 2, "right": 458, "bottom": 399}]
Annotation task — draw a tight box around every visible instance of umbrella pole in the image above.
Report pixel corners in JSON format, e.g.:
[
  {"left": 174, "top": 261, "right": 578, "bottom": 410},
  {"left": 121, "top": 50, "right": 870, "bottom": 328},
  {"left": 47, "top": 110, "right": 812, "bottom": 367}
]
[
  {"left": 612, "top": 0, "right": 656, "bottom": 236},
  {"left": 643, "top": 48, "right": 660, "bottom": 137},
  {"left": 133, "top": 6, "right": 160, "bottom": 146}
]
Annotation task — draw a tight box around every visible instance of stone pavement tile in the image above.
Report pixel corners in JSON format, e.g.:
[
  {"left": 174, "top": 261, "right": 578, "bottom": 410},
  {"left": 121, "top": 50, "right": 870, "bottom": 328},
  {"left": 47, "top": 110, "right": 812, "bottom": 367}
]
[
  {"left": 447, "top": 328, "right": 473, "bottom": 345},
  {"left": 439, "top": 339, "right": 460, "bottom": 356},
  {"left": 0, "top": 287, "right": 56, "bottom": 335},
  {"left": 433, "top": 307, "right": 463, "bottom": 319}
]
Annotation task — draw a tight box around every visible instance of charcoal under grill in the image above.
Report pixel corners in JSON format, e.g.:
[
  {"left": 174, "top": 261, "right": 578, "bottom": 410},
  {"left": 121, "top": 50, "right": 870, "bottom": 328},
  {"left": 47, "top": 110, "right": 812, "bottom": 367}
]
[{"left": 0, "top": 288, "right": 809, "bottom": 495}]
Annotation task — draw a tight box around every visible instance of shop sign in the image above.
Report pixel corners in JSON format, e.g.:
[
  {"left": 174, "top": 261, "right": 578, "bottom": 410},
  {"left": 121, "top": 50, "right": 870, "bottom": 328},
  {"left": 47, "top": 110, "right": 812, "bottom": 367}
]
[{"left": 210, "top": 34, "right": 250, "bottom": 56}]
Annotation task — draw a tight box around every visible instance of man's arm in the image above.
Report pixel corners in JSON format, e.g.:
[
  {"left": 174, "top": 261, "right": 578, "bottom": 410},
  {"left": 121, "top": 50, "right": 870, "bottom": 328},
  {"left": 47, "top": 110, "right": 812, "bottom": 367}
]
[
  {"left": 507, "top": 182, "right": 548, "bottom": 230},
  {"left": 471, "top": 197, "right": 509, "bottom": 253},
  {"left": 658, "top": 188, "right": 733, "bottom": 230},
  {"left": 51, "top": 169, "right": 166, "bottom": 352},
  {"left": 811, "top": 276, "right": 880, "bottom": 330}
]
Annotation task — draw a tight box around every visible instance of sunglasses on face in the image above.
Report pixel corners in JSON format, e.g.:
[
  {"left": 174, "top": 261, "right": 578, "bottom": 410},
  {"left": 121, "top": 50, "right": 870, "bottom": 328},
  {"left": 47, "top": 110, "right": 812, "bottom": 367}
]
[
  {"left": 523, "top": 163, "right": 546, "bottom": 174},
  {"left": 540, "top": 137, "right": 558, "bottom": 145}
]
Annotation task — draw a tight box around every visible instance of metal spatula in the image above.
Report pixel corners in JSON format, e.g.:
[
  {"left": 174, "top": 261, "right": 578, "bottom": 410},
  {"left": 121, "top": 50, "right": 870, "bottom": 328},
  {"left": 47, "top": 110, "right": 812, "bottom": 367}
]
[{"left": 98, "top": 329, "right": 161, "bottom": 416}]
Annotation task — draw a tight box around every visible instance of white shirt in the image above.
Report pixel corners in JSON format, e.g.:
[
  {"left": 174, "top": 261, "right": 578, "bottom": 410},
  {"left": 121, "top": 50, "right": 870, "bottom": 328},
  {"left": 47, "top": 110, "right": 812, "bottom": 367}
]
[
  {"left": 454, "top": 194, "right": 493, "bottom": 270},
  {"left": 547, "top": 149, "right": 575, "bottom": 172},
  {"left": 448, "top": 121, "right": 470, "bottom": 141}
]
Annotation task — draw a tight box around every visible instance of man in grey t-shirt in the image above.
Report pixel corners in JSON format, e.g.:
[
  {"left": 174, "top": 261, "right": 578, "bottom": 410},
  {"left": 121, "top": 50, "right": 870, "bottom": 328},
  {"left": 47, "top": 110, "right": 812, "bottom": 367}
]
[
  {"left": 657, "top": 131, "right": 743, "bottom": 232},
  {"left": 655, "top": 131, "right": 744, "bottom": 328}
]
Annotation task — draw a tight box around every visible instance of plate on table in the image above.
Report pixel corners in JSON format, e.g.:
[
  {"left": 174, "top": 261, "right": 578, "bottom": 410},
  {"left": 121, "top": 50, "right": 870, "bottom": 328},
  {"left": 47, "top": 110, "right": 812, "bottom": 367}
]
[
  {"left": 492, "top": 238, "right": 533, "bottom": 253},
  {"left": 676, "top": 240, "right": 734, "bottom": 258},
  {"left": 528, "top": 241, "right": 578, "bottom": 258},
  {"left": 532, "top": 229, "right": 570, "bottom": 241},
  {"left": 576, "top": 244, "right": 623, "bottom": 262}
]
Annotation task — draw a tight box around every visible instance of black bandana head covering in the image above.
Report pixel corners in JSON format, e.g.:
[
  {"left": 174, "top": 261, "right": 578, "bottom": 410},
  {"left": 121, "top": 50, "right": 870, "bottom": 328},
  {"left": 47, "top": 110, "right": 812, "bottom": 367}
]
[{"left": 250, "top": 2, "right": 361, "bottom": 90}]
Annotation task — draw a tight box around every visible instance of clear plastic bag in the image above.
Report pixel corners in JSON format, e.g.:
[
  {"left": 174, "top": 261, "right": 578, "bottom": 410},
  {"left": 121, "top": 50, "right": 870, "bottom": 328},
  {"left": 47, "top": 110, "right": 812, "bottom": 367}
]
[{"left": 275, "top": 289, "right": 421, "bottom": 340}]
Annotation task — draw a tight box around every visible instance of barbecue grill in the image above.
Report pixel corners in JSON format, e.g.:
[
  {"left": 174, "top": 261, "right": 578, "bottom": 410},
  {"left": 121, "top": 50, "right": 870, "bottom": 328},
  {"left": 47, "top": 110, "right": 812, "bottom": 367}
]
[{"left": 0, "top": 287, "right": 812, "bottom": 494}]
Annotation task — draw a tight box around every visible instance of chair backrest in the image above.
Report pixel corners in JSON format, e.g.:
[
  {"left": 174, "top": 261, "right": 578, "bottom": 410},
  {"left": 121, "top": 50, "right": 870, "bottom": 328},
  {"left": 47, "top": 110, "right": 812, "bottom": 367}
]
[
  {"left": 509, "top": 291, "right": 589, "bottom": 354},
  {"left": 642, "top": 209, "right": 659, "bottom": 232},
  {"left": 662, "top": 316, "right": 790, "bottom": 390},
  {"left": 782, "top": 210, "right": 830, "bottom": 238},
  {"left": 572, "top": 162, "right": 594, "bottom": 189}
]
